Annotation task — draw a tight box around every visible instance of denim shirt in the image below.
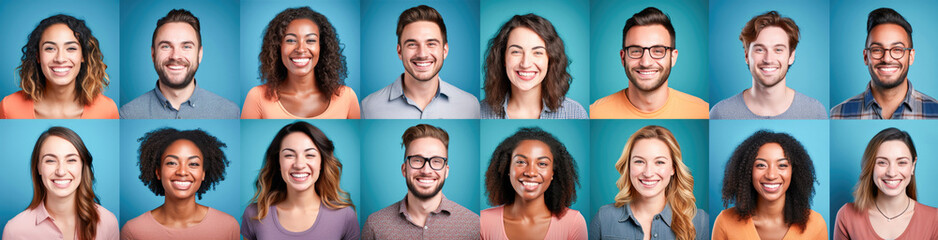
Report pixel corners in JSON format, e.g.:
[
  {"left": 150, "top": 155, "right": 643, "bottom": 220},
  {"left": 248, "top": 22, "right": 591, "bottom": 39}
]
[{"left": 589, "top": 203, "right": 710, "bottom": 240}]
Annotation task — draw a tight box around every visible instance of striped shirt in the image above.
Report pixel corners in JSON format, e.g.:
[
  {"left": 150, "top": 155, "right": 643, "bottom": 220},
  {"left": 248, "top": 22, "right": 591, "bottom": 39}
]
[
  {"left": 362, "top": 195, "right": 480, "bottom": 240},
  {"left": 480, "top": 96, "right": 588, "bottom": 119},
  {"left": 831, "top": 82, "right": 938, "bottom": 119}
]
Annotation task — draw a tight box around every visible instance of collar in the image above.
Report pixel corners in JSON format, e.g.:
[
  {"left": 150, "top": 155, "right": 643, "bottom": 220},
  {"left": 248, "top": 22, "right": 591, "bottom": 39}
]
[
  {"left": 397, "top": 194, "right": 454, "bottom": 218},
  {"left": 32, "top": 201, "right": 54, "bottom": 226},
  {"left": 499, "top": 94, "right": 554, "bottom": 119},
  {"left": 153, "top": 81, "right": 201, "bottom": 108},
  {"left": 620, "top": 203, "right": 673, "bottom": 227},
  {"left": 863, "top": 81, "right": 914, "bottom": 110},
  {"left": 388, "top": 73, "right": 450, "bottom": 101}
]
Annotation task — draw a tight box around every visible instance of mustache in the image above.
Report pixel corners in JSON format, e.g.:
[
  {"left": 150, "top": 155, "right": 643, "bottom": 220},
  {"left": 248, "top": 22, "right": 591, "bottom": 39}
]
[{"left": 165, "top": 59, "right": 189, "bottom": 66}]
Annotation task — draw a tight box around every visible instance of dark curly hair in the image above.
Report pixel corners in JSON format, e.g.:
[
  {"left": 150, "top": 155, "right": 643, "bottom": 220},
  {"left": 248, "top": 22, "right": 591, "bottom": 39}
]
[
  {"left": 483, "top": 14, "right": 571, "bottom": 117},
  {"left": 137, "top": 128, "right": 230, "bottom": 200},
  {"left": 484, "top": 127, "right": 579, "bottom": 217},
  {"left": 259, "top": 7, "right": 347, "bottom": 101},
  {"left": 721, "top": 130, "right": 816, "bottom": 231}
]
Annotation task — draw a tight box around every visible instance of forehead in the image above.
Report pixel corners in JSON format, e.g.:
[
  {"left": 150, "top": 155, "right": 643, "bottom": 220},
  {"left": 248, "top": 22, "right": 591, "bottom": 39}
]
[
  {"left": 752, "top": 26, "right": 790, "bottom": 46},
  {"left": 507, "top": 27, "right": 545, "bottom": 46},
  {"left": 155, "top": 22, "right": 198, "bottom": 42},
  {"left": 281, "top": 132, "right": 315, "bottom": 148},
  {"left": 163, "top": 139, "right": 202, "bottom": 156},
  {"left": 513, "top": 139, "right": 552, "bottom": 157},
  {"left": 400, "top": 21, "right": 442, "bottom": 41},
  {"left": 756, "top": 142, "right": 786, "bottom": 159},
  {"left": 40, "top": 135, "right": 79, "bottom": 155},
  {"left": 625, "top": 24, "right": 671, "bottom": 47},
  {"left": 867, "top": 23, "right": 910, "bottom": 46},
  {"left": 406, "top": 137, "right": 447, "bottom": 155},
  {"left": 41, "top": 23, "right": 78, "bottom": 43},
  {"left": 285, "top": 18, "right": 320, "bottom": 35},
  {"left": 631, "top": 138, "right": 670, "bottom": 156},
  {"left": 876, "top": 140, "right": 912, "bottom": 156}
]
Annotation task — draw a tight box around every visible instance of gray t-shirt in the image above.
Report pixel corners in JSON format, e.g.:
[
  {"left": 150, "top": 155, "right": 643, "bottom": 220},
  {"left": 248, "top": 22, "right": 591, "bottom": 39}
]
[
  {"left": 710, "top": 90, "right": 827, "bottom": 119},
  {"left": 241, "top": 203, "right": 360, "bottom": 240}
]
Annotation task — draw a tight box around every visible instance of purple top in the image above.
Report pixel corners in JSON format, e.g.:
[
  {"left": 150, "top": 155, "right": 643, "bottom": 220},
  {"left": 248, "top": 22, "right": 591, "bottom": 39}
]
[{"left": 241, "top": 203, "right": 360, "bottom": 240}]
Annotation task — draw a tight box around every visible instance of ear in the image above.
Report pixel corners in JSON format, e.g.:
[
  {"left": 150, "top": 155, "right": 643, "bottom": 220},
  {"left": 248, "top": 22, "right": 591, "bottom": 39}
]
[
  {"left": 442, "top": 164, "right": 449, "bottom": 180},
  {"left": 151, "top": 47, "right": 156, "bottom": 62},
  {"left": 788, "top": 49, "right": 796, "bottom": 66},
  {"left": 442, "top": 42, "right": 449, "bottom": 60},
  {"left": 744, "top": 48, "right": 750, "bottom": 66},
  {"left": 670, "top": 49, "right": 678, "bottom": 67},
  {"left": 401, "top": 163, "right": 406, "bottom": 178},
  {"left": 619, "top": 49, "right": 627, "bottom": 67},
  {"left": 863, "top": 49, "right": 870, "bottom": 66},
  {"left": 909, "top": 48, "right": 915, "bottom": 65},
  {"left": 397, "top": 44, "right": 403, "bottom": 61},
  {"left": 198, "top": 46, "right": 204, "bottom": 64},
  {"left": 155, "top": 169, "right": 160, "bottom": 180},
  {"left": 912, "top": 157, "right": 917, "bottom": 175}
]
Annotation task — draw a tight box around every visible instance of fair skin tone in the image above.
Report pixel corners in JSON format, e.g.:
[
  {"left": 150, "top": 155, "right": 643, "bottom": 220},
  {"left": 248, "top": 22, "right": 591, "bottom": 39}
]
[
  {"left": 35, "top": 23, "right": 84, "bottom": 119},
  {"left": 504, "top": 27, "right": 549, "bottom": 119},
  {"left": 628, "top": 138, "right": 675, "bottom": 240},
  {"left": 504, "top": 140, "right": 554, "bottom": 240},
  {"left": 278, "top": 19, "right": 328, "bottom": 118},
  {"left": 151, "top": 139, "right": 209, "bottom": 228},
  {"left": 868, "top": 140, "right": 916, "bottom": 239},
  {"left": 750, "top": 143, "right": 792, "bottom": 240},
  {"left": 743, "top": 26, "right": 797, "bottom": 117},
  {"left": 39, "top": 136, "right": 83, "bottom": 240},
  {"left": 864, "top": 24, "right": 915, "bottom": 119},
  {"left": 400, "top": 137, "right": 449, "bottom": 227},
  {"left": 276, "top": 132, "right": 323, "bottom": 232},
  {"left": 622, "top": 24, "right": 678, "bottom": 112},
  {"left": 152, "top": 22, "right": 203, "bottom": 110},
  {"left": 397, "top": 21, "right": 449, "bottom": 110}
]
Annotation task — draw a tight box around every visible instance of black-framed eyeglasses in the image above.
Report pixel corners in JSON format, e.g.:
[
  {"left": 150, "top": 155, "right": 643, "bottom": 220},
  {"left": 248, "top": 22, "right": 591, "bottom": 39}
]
[
  {"left": 624, "top": 46, "right": 673, "bottom": 59},
  {"left": 866, "top": 46, "right": 913, "bottom": 60},
  {"left": 404, "top": 155, "right": 447, "bottom": 170}
]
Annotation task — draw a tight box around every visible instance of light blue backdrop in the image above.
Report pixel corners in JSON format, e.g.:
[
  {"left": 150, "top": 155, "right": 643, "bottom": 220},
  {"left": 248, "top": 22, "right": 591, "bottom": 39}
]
[
  {"left": 0, "top": 0, "right": 120, "bottom": 103},
  {"left": 118, "top": 119, "right": 241, "bottom": 227},
  {"left": 480, "top": 0, "right": 589, "bottom": 112},
  {"left": 591, "top": 0, "right": 709, "bottom": 105},
  {"left": 709, "top": 0, "right": 830, "bottom": 110},
  {"left": 240, "top": 0, "right": 361, "bottom": 106},
  {"left": 120, "top": 0, "right": 241, "bottom": 107},
  {"left": 0, "top": 120, "right": 120, "bottom": 232}
]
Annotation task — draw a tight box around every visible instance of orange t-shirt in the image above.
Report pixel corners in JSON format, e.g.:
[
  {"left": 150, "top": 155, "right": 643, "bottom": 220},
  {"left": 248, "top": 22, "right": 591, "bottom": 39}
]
[
  {"left": 833, "top": 202, "right": 938, "bottom": 240},
  {"left": 589, "top": 88, "right": 709, "bottom": 119},
  {"left": 0, "top": 91, "right": 118, "bottom": 119},
  {"left": 240, "top": 85, "right": 360, "bottom": 119},
  {"left": 712, "top": 207, "right": 828, "bottom": 240}
]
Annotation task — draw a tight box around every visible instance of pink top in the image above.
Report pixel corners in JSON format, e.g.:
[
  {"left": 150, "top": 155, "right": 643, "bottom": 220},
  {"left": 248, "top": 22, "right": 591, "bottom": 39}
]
[
  {"left": 2, "top": 202, "right": 119, "bottom": 240},
  {"left": 480, "top": 206, "right": 587, "bottom": 240},
  {"left": 240, "top": 84, "right": 360, "bottom": 119},
  {"left": 0, "top": 91, "right": 119, "bottom": 119},
  {"left": 119, "top": 207, "right": 239, "bottom": 240},
  {"left": 834, "top": 202, "right": 938, "bottom": 240}
]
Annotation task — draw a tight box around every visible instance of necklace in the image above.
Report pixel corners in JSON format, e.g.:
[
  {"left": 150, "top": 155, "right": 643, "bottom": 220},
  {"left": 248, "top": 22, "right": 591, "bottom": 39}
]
[{"left": 875, "top": 197, "right": 910, "bottom": 221}]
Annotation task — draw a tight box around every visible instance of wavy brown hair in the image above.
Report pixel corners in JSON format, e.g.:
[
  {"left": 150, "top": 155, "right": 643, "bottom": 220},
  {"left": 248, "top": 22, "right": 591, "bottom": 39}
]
[
  {"left": 483, "top": 14, "right": 571, "bottom": 117},
  {"left": 614, "top": 125, "right": 697, "bottom": 240},
  {"left": 250, "top": 121, "right": 353, "bottom": 220},
  {"left": 29, "top": 126, "right": 100, "bottom": 240},
  {"left": 740, "top": 11, "right": 800, "bottom": 54},
  {"left": 259, "top": 7, "right": 347, "bottom": 101},
  {"left": 854, "top": 127, "right": 917, "bottom": 211},
  {"left": 18, "top": 14, "right": 109, "bottom": 106}
]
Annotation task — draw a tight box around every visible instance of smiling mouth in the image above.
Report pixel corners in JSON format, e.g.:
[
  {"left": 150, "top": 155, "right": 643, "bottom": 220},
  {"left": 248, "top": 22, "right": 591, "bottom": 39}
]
[
  {"left": 412, "top": 60, "right": 433, "bottom": 70},
  {"left": 634, "top": 68, "right": 659, "bottom": 78},
  {"left": 517, "top": 71, "right": 537, "bottom": 81},
  {"left": 171, "top": 180, "right": 193, "bottom": 190},
  {"left": 877, "top": 66, "right": 900, "bottom": 74},
  {"left": 50, "top": 66, "right": 72, "bottom": 76},
  {"left": 639, "top": 179, "right": 659, "bottom": 188},
  {"left": 290, "top": 173, "right": 310, "bottom": 182},
  {"left": 759, "top": 66, "right": 779, "bottom": 73},
  {"left": 52, "top": 179, "right": 72, "bottom": 188},
  {"left": 883, "top": 179, "right": 901, "bottom": 189},
  {"left": 520, "top": 180, "right": 541, "bottom": 191},
  {"left": 291, "top": 57, "right": 311, "bottom": 67},
  {"left": 762, "top": 183, "right": 781, "bottom": 192}
]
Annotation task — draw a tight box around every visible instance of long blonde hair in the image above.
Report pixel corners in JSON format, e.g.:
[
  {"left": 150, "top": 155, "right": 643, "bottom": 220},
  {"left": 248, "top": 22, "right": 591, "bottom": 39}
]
[{"left": 614, "top": 125, "right": 697, "bottom": 240}]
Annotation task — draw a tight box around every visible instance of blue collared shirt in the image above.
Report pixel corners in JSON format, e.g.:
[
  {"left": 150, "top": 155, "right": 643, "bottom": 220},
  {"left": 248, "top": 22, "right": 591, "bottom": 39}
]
[
  {"left": 119, "top": 83, "right": 240, "bottom": 119},
  {"left": 831, "top": 81, "right": 938, "bottom": 119},
  {"left": 361, "top": 74, "right": 480, "bottom": 119},
  {"left": 589, "top": 203, "right": 710, "bottom": 240}
]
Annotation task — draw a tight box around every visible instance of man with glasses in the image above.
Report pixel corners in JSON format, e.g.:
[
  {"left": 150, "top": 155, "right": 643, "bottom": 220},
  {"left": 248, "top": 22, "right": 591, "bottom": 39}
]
[
  {"left": 590, "top": 7, "right": 709, "bottom": 119},
  {"left": 710, "top": 11, "right": 827, "bottom": 119},
  {"left": 362, "top": 124, "right": 480, "bottom": 239},
  {"left": 831, "top": 8, "right": 938, "bottom": 119}
]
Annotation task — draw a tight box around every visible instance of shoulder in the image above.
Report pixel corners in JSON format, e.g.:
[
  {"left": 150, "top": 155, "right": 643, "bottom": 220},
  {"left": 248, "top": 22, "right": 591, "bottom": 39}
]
[
  {"left": 669, "top": 88, "right": 709, "bottom": 107},
  {"left": 830, "top": 92, "right": 867, "bottom": 118},
  {"left": 96, "top": 204, "right": 119, "bottom": 228},
  {"left": 560, "top": 208, "right": 587, "bottom": 223},
  {"left": 120, "top": 90, "right": 156, "bottom": 110},
  {"left": 805, "top": 209, "right": 828, "bottom": 228},
  {"left": 560, "top": 97, "right": 587, "bottom": 116},
  {"left": 693, "top": 208, "right": 710, "bottom": 224},
  {"left": 836, "top": 202, "right": 860, "bottom": 219},
  {"left": 2, "top": 91, "right": 29, "bottom": 104},
  {"left": 1, "top": 91, "right": 33, "bottom": 118},
  {"left": 590, "top": 90, "right": 625, "bottom": 109},
  {"left": 3, "top": 208, "right": 34, "bottom": 236},
  {"left": 242, "top": 203, "right": 260, "bottom": 220},
  {"left": 480, "top": 206, "right": 502, "bottom": 218},
  {"left": 208, "top": 207, "right": 238, "bottom": 224},
  {"left": 245, "top": 85, "right": 270, "bottom": 100},
  {"left": 364, "top": 200, "right": 401, "bottom": 225},
  {"left": 120, "top": 211, "right": 152, "bottom": 234},
  {"left": 713, "top": 207, "right": 743, "bottom": 228},
  {"left": 709, "top": 93, "right": 744, "bottom": 119},
  {"left": 440, "top": 80, "right": 480, "bottom": 103},
  {"left": 196, "top": 88, "right": 239, "bottom": 108},
  {"left": 792, "top": 91, "right": 828, "bottom": 113},
  {"left": 361, "top": 82, "right": 395, "bottom": 105},
  {"left": 593, "top": 203, "right": 623, "bottom": 222},
  {"left": 87, "top": 93, "right": 119, "bottom": 117},
  {"left": 915, "top": 202, "right": 938, "bottom": 219},
  {"left": 444, "top": 199, "right": 480, "bottom": 218}
]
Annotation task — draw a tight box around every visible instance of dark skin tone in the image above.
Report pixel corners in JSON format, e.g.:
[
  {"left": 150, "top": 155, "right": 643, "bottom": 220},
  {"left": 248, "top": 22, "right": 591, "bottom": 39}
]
[
  {"left": 152, "top": 139, "right": 209, "bottom": 228},
  {"left": 278, "top": 19, "right": 329, "bottom": 118},
  {"left": 504, "top": 140, "right": 554, "bottom": 240}
]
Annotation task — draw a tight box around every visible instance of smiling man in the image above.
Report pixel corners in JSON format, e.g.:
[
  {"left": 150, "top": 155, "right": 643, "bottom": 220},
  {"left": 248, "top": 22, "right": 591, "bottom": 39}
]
[
  {"left": 831, "top": 8, "right": 938, "bottom": 119},
  {"left": 360, "top": 5, "right": 480, "bottom": 119},
  {"left": 710, "top": 11, "right": 826, "bottom": 119},
  {"left": 119, "top": 9, "right": 239, "bottom": 119}
]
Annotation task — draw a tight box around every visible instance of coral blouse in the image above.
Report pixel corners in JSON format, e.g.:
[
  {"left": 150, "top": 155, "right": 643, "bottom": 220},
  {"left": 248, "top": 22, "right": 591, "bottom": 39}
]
[
  {"left": 0, "top": 91, "right": 118, "bottom": 119},
  {"left": 240, "top": 85, "right": 360, "bottom": 119}
]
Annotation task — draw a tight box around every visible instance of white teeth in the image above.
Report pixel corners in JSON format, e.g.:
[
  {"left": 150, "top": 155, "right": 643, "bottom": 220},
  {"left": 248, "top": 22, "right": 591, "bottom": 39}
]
[
  {"left": 637, "top": 70, "right": 657, "bottom": 75},
  {"left": 292, "top": 58, "right": 311, "bottom": 63},
  {"left": 761, "top": 67, "right": 778, "bottom": 71},
  {"left": 53, "top": 180, "right": 71, "bottom": 184},
  {"left": 291, "top": 173, "right": 309, "bottom": 178},
  {"left": 172, "top": 181, "right": 192, "bottom": 187},
  {"left": 522, "top": 182, "right": 538, "bottom": 186},
  {"left": 415, "top": 62, "right": 431, "bottom": 67},
  {"left": 640, "top": 180, "right": 659, "bottom": 185},
  {"left": 763, "top": 183, "right": 780, "bottom": 188},
  {"left": 167, "top": 65, "right": 184, "bottom": 70},
  {"left": 518, "top": 71, "right": 535, "bottom": 77},
  {"left": 879, "top": 67, "right": 898, "bottom": 72},
  {"left": 52, "top": 67, "right": 70, "bottom": 72},
  {"left": 885, "top": 180, "right": 900, "bottom": 185},
  {"left": 417, "top": 178, "right": 435, "bottom": 183}
]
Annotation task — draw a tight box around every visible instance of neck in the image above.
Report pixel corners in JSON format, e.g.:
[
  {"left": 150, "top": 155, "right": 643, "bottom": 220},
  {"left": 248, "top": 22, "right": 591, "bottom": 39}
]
[
  {"left": 283, "top": 187, "right": 322, "bottom": 210},
  {"left": 506, "top": 196, "right": 551, "bottom": 220},
  {"left": 755, "top": 196, "right": 786, "bottom": 219},
  {"left": 160, "top": 196, "right": 200, "bottom": 220},
  {"left": 507, "top": 87, "right": 543, "bottom": 118},
  {"left": 625, "top": 84, "right": 669, "bottom": 112},
  {"left": 748, "top": 79, "right": 789, "bottom": 102},
  {"left": 402, "top": 74, "right": 439, "bottom": 101},
  {"left": 405, "top": 193, "right": 443, "bottom": 218},
  {"left": 283, "top": 73, "right": 318, "bottom": 94},
  {"left": 630, "top": 193, "right": 668, "bottom": 216},
  {"left": 43, "top": 81, "right": 78, "bottom": 104},
  {"left": 875, "top": 192, "right": 911, "bottom": 215},
  {"left": 871, "top": 79, "right": 909, "bottom": 105},
  {"left": 158, "top": 80, "right": 196, "bottom": 109},
  {"left": 44, "top": 193, "right": 78, "bottom": 221}
]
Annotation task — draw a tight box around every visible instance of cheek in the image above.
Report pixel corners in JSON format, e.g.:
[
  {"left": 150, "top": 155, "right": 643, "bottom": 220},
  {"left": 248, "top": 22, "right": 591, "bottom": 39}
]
[{"left": 537, "top": 57, "right": 549, "bottom": 71}]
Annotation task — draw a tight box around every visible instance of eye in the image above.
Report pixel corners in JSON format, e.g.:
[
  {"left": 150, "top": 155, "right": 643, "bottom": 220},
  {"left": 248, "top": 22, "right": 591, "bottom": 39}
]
[
  {"left": 188, "top": 162, "right": 200, "bottom": 167},
  {"left": 183, "top": 45, "right": 193, "bottom": 49},
  {"left": 779, "top": 163, "right": 789, "bottom": 168},
  {"left": 656, "top": 160, "right": 666, "bottom": 165},
  {"left": 283, "top": 154, "right": 295, "bottom": 158},
  {"left": 755, "top": 163, "right": 766, "bottom": 168},
  {"left": 876, "top": 160, "right": 887, "bottom": 166},
  {"left": 44, "top": 47, "right": 55, "bottom": 51},
  {"left": 67, "top": 158, "right": 79, "bottom": 163},
  {"left": 406, "top": 43, "right": 416, "bottom": 48},
  {"left": 775, "top": 48, "right": 784, "bottom": 53},
  {"left": 44, "top": 159, "right": 56, "bottom": 163},
  {"left": 632, "top": 159, "right": 645, "bottom": 165},
  {"left": 160, "top": 45, "right": 170, "bottom": 50},
  {"left": 166, "top": 161, "right": 177, "bottom": 166},
  {"left": 285, "top": 38, "right": 296, "bottom": 43},
  {"left": 534, "top": 50, "right": 546, "bottom": 56},
  {"left": 513, "top": 159, "right": 526, "bottom": 165},
  {"left": 306, "top": 154, "right": 316, "bottom": 158},
  {"left": 67, "top": 47, "right": 79, "bottom": 51},
  {"left": 306, "top": 39, "right": 317, "bottom": 44},
  {"left": 754, "top": 48, "right": 764, "bottom": 53},
  {"left": 428, "top": 42, "right": 437, "bottom": 47},
  {"left": 538, "top": 161, "right": 549, "bottom": 167}
]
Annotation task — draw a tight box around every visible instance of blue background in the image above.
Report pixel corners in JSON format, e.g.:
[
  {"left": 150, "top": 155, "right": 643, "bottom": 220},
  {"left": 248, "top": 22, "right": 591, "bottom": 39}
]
[
  {"left": 480, "top": 120, "right": 591, "bottom": 224},
  {"left": 239, "top": 119, "right": 361, "bottom": 223},
  {"left": 590, "top": 0, "right": 709, "bottom": 105},
  {"left": 830, "top": 0, "right": 938, "bottom": 105},
  {"left": 360, "top": 120, "right": 479, "bottom": 228},
  {"left": 240, "top": 0, "right": 362, "bottom": 107},
  {"left": 589, "top": 120, "right": 710, "bottom": 222},
  {"left": 120, "top": 0, "right": 241, "bottom": 107},
  {"left": 708, "top": 120, "right": 830, "bottom": 228},
  {"left": 360, "top": 0, "right": 481, "bottom": 99},
  {"left": 709, "top": 0, "right": 831, "bottom": 110},
  {"left": 0, "top": 0, "right": 120, "bottom": 104},
  {"left": 480, "top": 0, "right": 590, "bottom": 112},
  {"left": 830, "top": 120, "right": 938, "bottom": 238},
  {"left": 0, "top": 120, "right": 120, "bottom": 232},
  {"left": 118, "top": 119, "right": 241, "bottom": 227}
]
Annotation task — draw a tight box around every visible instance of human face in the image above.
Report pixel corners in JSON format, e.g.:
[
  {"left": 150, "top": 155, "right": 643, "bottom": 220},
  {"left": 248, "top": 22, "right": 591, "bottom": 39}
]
[
  {"left": 152, "top": 22, "right": 202, "bottom": 89},
  {"left": 865, "top": 23, "right": 915, "bottom": 89},
  {"left": 397, "top": 21, "right": 448, "bottom": 82},
  {"left": 402, "top": 137, "right": 448, "bottom": 200},
  {"left": 39, "top": 24, "right": 83, "bottom": 87},
  {"left": 157, "top": 139, "right": 204, "bottom": 200},
  {"left": 746, "top": 27, "right": 795, "bottom": 88},
  {"left": 505, "top": 27, "right": 548, "bottom": 93},
  {"left": 509, "top": 140, "right": 554, "bottom": 202},
  {"left": 38, "top": 136, "right": 82, "bottom": 199},
  {"left": 279, "top": 132, "right": 321, "bottom": 193},
  {"left": 873, "top": 140, "right": 915, "bottom": 197},
  {"left": 751, "top": 143, "right": 791, "bottom": 202},
  {"left": 622, "top": 24, "right": 677, "bottom": 92},
  {"left": 628, "top": 139, "right": 674, "bottom": 200},
  {"left": 281, "top": 19, "right": 320, "bottom": 78}
]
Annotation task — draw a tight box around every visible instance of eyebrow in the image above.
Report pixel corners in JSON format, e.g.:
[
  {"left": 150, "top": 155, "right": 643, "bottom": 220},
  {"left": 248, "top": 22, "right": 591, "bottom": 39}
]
[
  {"left": 508, "top": 44, "right": 546, "bottom": 50},
  {"left": 42, "top": 153, "right": 79, "bottom": 159},
  {"left": 285, "top": 33, "right": 318, "bottom": 38},
  {"left": 282, "top": 147, "right": 318, "bottom": 153},
  {"left": 869, "top": 41, "right": 906, "bottom": 47},
  {"left": 42, "top": 41, "right": 79, "bottom": 46}
]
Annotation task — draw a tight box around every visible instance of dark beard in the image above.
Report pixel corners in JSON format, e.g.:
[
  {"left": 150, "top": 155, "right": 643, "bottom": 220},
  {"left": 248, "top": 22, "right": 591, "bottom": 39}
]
[
  {"left": 406, "top": 176, "right": 445, "bottom": 200},
  {"left": 158, "top": 69, "right": 196, "bottom": 89}
]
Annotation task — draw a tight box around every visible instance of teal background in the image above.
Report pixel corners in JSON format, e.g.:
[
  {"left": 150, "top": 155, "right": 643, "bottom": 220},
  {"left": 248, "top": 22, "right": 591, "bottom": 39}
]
[
  {"left": 239, "top": 119, "right": 362, "bottom": 223},
  {"left": 480, "top": 0, "right": 590, "bottom": 112},
  {"left": 480, "top": 120, "right": 591, "bottom": 224},
  {"left": 118, "top": 119, "right": 241, "bottom": 227},
  {"left": 709, "top": 0, "right": 831, "bottom": 110},
  {"left": 240, "top": 0, "right": 361, "bottom": 107},
  {"left": 119, "top": 0, "right": 240, "bottom": 107},
  {"left": 590, "top": 0, "right": 709, "bottom": 105},
  {"left": 588, "top": 120, "right": 710, "bottom": 223},
  {"left": 0, "top": 0, "right": 120, "bottom": 104},
  {"left": 360, "top": 120, "right": 480, "bottom": 228},
  {"left": 0, "top": 120, "right": 120, "bottom": 232},
  {"left": 708, "top": 120, "right": 830, "bottom": 228}
]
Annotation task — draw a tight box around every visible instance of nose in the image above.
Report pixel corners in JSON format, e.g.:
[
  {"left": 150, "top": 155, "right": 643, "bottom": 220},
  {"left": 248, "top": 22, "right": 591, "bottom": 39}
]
[
  {"left": 639, "top": 49, "right": 655, "bottom": 67},
  {"left": 520, "top": 51, "right": 533, "bottom": 68},
  {"left": 53, "top": 49, "right": 67, "bottom": 63},
  {"left": 522, "top": 163, "right": 537, "bottom": 177},
  {"left": 641, "top": 165, "right": 655, "bottom": 177},
  {"left": 55, "top": 161, "right": 67, "bottom": 176},
  {"left": 293, "top": 157, "right": 307, "bottom": 170},
  {"left": 765, "top": 165, "right": 779, "bottom": 180},
  {"left": 886, "top": 162, "right": 898, "bottom": 177},
  {"left": 295, "top": 39, "right": 309, "bottom": 54},
  {"left": 174, "top": 163, "right": 190, "bottom": 176}
]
